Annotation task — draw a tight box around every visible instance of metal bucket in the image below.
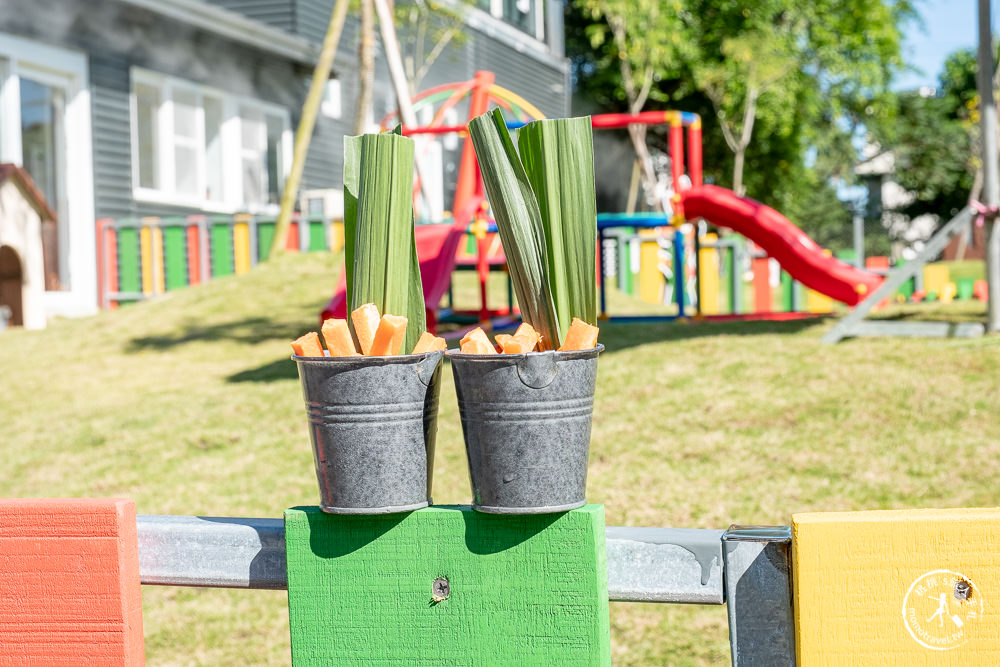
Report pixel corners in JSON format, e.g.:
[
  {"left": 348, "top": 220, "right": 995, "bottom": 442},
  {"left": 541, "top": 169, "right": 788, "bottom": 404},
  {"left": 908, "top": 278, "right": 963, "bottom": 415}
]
[
  {"left": 294, "top": 350, "right": 444, "bottom": 514},
  {"left": 449, "top": 344, "right": 603, "bottom": 514}
]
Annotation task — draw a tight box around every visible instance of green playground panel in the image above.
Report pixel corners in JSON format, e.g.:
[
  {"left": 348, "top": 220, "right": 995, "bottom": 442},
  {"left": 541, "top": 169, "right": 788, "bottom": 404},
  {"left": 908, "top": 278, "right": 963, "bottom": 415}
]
[
  {"left": 780, "top": 270, "right": 794, "bottom": 311},
  {"left": 211, "top": 223, "right": 233, "bottom": 277},
  {"left": 723, "top": 245, "right": 736, "bottom": 313},
  {"left": 957, "top": 277, "right": 975, "bottom": 300},
  {"left": 284, "top": 505, "right": 611, "bottom": 666},
  {"left": 116, "top": 227, "right": 140, "bottom": 294},
  {"left": 257, "top": 222, "right": 276, "bottom": 261},
  {"left": 163, "top": 225, "right": 188, "bottom": 291},
  {"left": 308, "top": 221, "right": 326, "bottom": 251}
]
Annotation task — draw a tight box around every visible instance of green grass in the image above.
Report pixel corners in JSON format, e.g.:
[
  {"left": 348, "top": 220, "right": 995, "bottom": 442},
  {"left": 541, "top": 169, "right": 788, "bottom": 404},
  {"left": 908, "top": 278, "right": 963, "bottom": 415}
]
[{"left": 3, "top": 251, "right": 1000, "bottom": 665}]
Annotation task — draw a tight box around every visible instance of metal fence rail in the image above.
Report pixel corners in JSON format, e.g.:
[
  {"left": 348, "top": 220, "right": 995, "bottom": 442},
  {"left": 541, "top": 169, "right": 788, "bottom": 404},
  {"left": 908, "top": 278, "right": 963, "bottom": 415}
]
[{"left": 136, "top": 515, "right": 796, "bottom": 665}]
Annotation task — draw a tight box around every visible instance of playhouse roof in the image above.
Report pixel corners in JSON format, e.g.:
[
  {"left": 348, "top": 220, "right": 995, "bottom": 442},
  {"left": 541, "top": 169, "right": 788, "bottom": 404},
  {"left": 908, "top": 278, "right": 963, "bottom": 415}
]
[{"left": 0, "top": 164, "right": 57, "bottom": 222}]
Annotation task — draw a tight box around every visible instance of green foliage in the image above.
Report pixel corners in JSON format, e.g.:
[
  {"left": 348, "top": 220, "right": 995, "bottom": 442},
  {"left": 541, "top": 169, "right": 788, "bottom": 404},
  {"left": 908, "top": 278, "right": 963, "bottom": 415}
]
[
  {"left": 868, "top": 47, "right": 985, "bottom": 223},
  {"left": 566, "top": 0, "right": 915, "bottom": 239},
  {"left": 343, "top": 132, "right": 426, "bottom": 352}
]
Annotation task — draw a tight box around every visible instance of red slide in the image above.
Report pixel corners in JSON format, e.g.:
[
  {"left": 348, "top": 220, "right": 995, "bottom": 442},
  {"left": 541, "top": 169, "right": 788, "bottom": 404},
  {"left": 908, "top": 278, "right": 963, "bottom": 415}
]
[{"left": 679, "top": 185, "right": 881, "bottom": 305}]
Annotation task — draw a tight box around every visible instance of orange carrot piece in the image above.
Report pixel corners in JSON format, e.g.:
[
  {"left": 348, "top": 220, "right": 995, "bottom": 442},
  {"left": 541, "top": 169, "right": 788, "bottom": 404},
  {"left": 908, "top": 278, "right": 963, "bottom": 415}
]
[
  {"left": 411, "top": 331, "right": 447, "bottom": 354},
  {"left": 368, "top": 314, "right": 408, "bottom": 356},
  {"left": 291, "top": 331, "right": 325, "bottom": 357},
  {"left": 558, "top": 318, "right": 599, "bottom": 351},
  {"left": 321, "top": 318, "right": 360, "bottom": 357},
  {"left": 460, "top": 327, "right": 498, "bottom": 354},
  {"left": 351, "top": 303, "right": 381, "bottom": 355}
]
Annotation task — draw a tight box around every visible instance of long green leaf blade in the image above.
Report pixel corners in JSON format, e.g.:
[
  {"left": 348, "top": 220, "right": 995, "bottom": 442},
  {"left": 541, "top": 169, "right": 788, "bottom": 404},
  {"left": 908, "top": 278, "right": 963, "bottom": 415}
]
[
  {"left": 518, "top": 117, "right": 597, "bottom": 335},
  {"left": 344, "top": 132, "right": 425, "bottom": 353},
  {"left": 343, "top": 135, "right": 361, "bottom": 305},
  {"left": 468, "top": 109, "right": 561, "bottom": 349}
]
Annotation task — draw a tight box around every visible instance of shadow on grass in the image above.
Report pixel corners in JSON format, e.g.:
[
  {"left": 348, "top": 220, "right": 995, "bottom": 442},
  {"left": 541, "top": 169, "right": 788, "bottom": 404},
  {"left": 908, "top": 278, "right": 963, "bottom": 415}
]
[
  {"left": 597, "top": 316, "right": 828, "bottom": 352},
  {"left": 127, "top": 316, "right": 308, "bottom": 353},
  {"left": 228, "top": 357, "right": 299, "bottom": 383}
]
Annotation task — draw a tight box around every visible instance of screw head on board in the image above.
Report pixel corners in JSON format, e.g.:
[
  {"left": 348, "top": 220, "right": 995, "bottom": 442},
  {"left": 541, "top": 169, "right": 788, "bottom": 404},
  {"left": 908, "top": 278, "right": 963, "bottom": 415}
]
[{"left": 432, "top": 577, "right": 450, "bottom": 602}]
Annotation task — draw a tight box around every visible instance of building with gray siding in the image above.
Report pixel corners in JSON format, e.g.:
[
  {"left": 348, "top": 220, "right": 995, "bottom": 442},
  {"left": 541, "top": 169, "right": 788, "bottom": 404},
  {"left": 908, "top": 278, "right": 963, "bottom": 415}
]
[{"left": 0, "top": 0, "right": 568, "bottom": 318}]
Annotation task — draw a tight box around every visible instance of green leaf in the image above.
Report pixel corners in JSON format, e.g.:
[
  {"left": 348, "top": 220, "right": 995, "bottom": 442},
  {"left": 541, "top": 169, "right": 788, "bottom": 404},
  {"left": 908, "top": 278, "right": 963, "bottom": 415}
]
[
  {"left": 468, "top": 109, "right": 561, "bottom": 350},
  {"left": 343, "top": 132, "right": 426, "bottom": 353},
  {"left": 518, "top": 117, "right": 597, "bottom": 335}
]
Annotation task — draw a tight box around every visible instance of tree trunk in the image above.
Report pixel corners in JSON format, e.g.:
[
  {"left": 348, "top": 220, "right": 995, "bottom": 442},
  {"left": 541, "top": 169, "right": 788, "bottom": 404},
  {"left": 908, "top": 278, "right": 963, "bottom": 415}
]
[
  {"left": 354, "top": 0, "right": 376, "bottom": 136},
  {"left": 732, "top": 148, "right": 746, "bottom": 197}
]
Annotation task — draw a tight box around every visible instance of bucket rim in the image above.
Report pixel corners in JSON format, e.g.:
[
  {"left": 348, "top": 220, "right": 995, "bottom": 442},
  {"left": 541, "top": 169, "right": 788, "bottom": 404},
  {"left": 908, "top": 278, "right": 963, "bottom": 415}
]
[
  {"left": 292, "top": 350, "right": 445, "bottom": 365},
  {"left": 446, "top": 343, "right": 604, "bottom": 361}
]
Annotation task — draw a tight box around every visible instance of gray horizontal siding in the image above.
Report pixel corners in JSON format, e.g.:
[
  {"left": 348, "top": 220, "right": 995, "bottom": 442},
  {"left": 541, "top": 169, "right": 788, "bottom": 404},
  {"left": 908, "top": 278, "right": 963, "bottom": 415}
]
[
  {"left": 202, "top": 0, "right": 295, "bottom": 34},
  {"left": 473, "top": 35, "right": 567, "bottom": 118},
  {"left": 89, "top": 52, "right": 134, "bottom": 220},
  {"left": 1, "top": 0, "right": 570, "bottom": 223}
]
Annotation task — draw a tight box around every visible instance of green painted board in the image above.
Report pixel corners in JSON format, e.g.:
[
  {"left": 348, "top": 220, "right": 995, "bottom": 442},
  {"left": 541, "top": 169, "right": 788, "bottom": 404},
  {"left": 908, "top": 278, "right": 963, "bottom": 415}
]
[
  {"left": 308, "top": 221, "right": 326, "bottom": 251},
  {"left": 211, "top": 224, "right": 233, "bottom": 277},
  {"left": 257, "top": 222, "right": 276, "bottom": 260},
  {"left": 780, "top": 270, "right": 793, "bottom": 311},
  {"left": 284, "top": 505, "right": 611, "bottom": 667},
  {"left": 163, "top": 226, "right": 187, "bottom": 290},
  {"left": 116, "top": 227, "right": 140, "bottom": 293}
]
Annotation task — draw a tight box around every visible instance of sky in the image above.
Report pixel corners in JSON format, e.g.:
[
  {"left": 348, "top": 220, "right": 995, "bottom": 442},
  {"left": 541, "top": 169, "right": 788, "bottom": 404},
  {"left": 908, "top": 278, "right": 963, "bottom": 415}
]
[{"left": 893, "top": 0, "right": 984, "bottom": 91}]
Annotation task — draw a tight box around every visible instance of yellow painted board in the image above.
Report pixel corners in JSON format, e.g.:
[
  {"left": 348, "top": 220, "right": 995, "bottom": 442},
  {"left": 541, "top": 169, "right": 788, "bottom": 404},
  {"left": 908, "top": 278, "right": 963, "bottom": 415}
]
[
  {"left": 698, "top": 234, "right": 719, "bottom": 315},
  {"left": 233, "top": 222, "right": 251, "bottom": 275},
  {"left": 941, "top": 281, "right": 958, "bottom": 304},
  {"left": 139, "top": 226, "right": 153, "bottom": 296},
  {"left": 152, "top": 226, "right": 165, "bottom": 294},
  {"left": 793, "top": 507, "right": 1000, "bottom": 666},
  {"left": 329, "top": 221, "right": 345, "bottom": 254},
  {"left": 805, "top": 288, "right": 833, "bottom": 313},
  {"left": 638, "top": 239, "right": 662, "bottom": 304},
  {"left": 924, "top": 263, "right": 950, "bottom": 297}
]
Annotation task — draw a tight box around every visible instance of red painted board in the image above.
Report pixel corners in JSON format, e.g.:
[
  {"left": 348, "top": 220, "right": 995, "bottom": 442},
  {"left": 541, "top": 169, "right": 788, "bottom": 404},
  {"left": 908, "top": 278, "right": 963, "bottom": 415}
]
[{"left": 0, "top": 498, "right": 145, "bottom": 666}]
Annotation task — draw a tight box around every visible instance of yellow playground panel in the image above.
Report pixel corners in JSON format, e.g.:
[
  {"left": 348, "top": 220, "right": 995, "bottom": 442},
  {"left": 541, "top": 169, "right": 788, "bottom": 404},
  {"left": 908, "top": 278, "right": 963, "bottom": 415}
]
[
  {"left": 924, "top": 263, "right": 950, "bottom": 298},
  {"left": 698, "top": 232, "right": 721, "bottom": 315},
  {"left": 793, "top": 507, "right": 1000, "bottom": 665},
  {"left": 638, "top": 232, "right": 662, "bottom": 304}
]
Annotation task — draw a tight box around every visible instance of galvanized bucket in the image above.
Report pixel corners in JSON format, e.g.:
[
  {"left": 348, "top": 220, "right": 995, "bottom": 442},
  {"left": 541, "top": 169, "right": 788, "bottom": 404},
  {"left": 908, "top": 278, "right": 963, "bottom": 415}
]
[
  {"left": 293, "top": 350, "right": 444, "bottom": 514},
  {"left": 449, "top": 344, "right": 603, "bottom": 514}
]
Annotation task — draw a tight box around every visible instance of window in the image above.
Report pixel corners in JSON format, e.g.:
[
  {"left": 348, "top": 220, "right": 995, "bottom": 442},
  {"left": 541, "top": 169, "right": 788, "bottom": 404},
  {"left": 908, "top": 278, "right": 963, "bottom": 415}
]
[
  {"left": 487, "top": 0, "right": 544, "bottom": 41},
  {"left": 130, "top": 68, "right": 290, "bottom": 211}
]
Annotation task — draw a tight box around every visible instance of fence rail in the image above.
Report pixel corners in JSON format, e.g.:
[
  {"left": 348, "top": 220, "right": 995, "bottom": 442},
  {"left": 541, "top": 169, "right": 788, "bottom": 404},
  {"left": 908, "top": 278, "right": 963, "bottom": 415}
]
[{"left": 135, "top": 514, "right": 796, "bottom": 665}]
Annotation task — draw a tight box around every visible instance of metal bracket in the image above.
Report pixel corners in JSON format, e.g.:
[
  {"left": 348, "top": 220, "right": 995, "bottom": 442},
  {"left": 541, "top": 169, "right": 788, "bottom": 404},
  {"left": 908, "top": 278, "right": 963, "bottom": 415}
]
[{"left": 723, "top": 525, "right": 796, "bottom": 666}]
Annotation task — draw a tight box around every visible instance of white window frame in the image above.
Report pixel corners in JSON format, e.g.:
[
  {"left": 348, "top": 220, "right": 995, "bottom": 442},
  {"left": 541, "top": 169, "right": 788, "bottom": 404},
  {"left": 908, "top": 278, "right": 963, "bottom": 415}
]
[
  {"left": 129, "top": 67, "right": 291, "bottom": 214},
  {"left": 0, "top": 32, "right": 95, "bottom": 318}
]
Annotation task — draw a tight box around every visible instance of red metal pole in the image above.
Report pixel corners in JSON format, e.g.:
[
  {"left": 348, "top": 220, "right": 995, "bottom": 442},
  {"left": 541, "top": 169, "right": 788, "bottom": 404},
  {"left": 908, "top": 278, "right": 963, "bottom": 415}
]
[
  {"left": 688, "top": 120, "right": 703, "bottom": 188},
  {"left": 452, "top": 70, "right": 494, "bottom": 219},
  {"left": 668, "top": 113, "right": 684, "bottom": 194}
]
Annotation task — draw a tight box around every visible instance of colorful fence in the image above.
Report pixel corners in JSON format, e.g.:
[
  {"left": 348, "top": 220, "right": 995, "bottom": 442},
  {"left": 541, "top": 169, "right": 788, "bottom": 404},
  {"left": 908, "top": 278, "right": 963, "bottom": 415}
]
[{"left": 95, "top": 215, "right": 339, "bottom": 309}]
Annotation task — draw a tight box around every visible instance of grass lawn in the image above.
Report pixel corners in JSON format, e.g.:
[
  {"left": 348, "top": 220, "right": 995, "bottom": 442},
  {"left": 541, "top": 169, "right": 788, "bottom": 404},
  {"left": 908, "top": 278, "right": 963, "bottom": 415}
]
[{"left": 2, "top": 251, "right": 999, "bottom": 665}]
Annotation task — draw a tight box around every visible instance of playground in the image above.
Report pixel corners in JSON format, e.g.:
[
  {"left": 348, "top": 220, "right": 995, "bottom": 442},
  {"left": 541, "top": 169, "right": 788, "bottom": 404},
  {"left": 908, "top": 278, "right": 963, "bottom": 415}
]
[{"left": 2, "top": 249, "right": 998, "bottom": 664}]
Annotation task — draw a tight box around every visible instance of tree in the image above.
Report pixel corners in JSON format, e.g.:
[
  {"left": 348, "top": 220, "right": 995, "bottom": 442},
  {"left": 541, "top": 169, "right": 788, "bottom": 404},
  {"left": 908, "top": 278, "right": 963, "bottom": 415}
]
[
  {"left": 567, "top": 0, "right": 915, "bottom": 227},
  {"left": 396, "top": 0, "right": 468, "bottom": 97},
  {"left": 869, "top": 48, "right": 987, "bottom": 224},
  {"left": 575, "top": 0, "right": 690, "bottom": 211}
]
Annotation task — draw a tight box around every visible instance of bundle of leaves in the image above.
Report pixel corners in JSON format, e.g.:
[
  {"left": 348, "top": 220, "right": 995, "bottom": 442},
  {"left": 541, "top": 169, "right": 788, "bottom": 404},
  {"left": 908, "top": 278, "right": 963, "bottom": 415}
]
[
  {"left": 343, "top": 130, "right": 426, "bottom": 354},
  {"left": 468, "top": 109, "right": 598, "bottom": 350}
]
